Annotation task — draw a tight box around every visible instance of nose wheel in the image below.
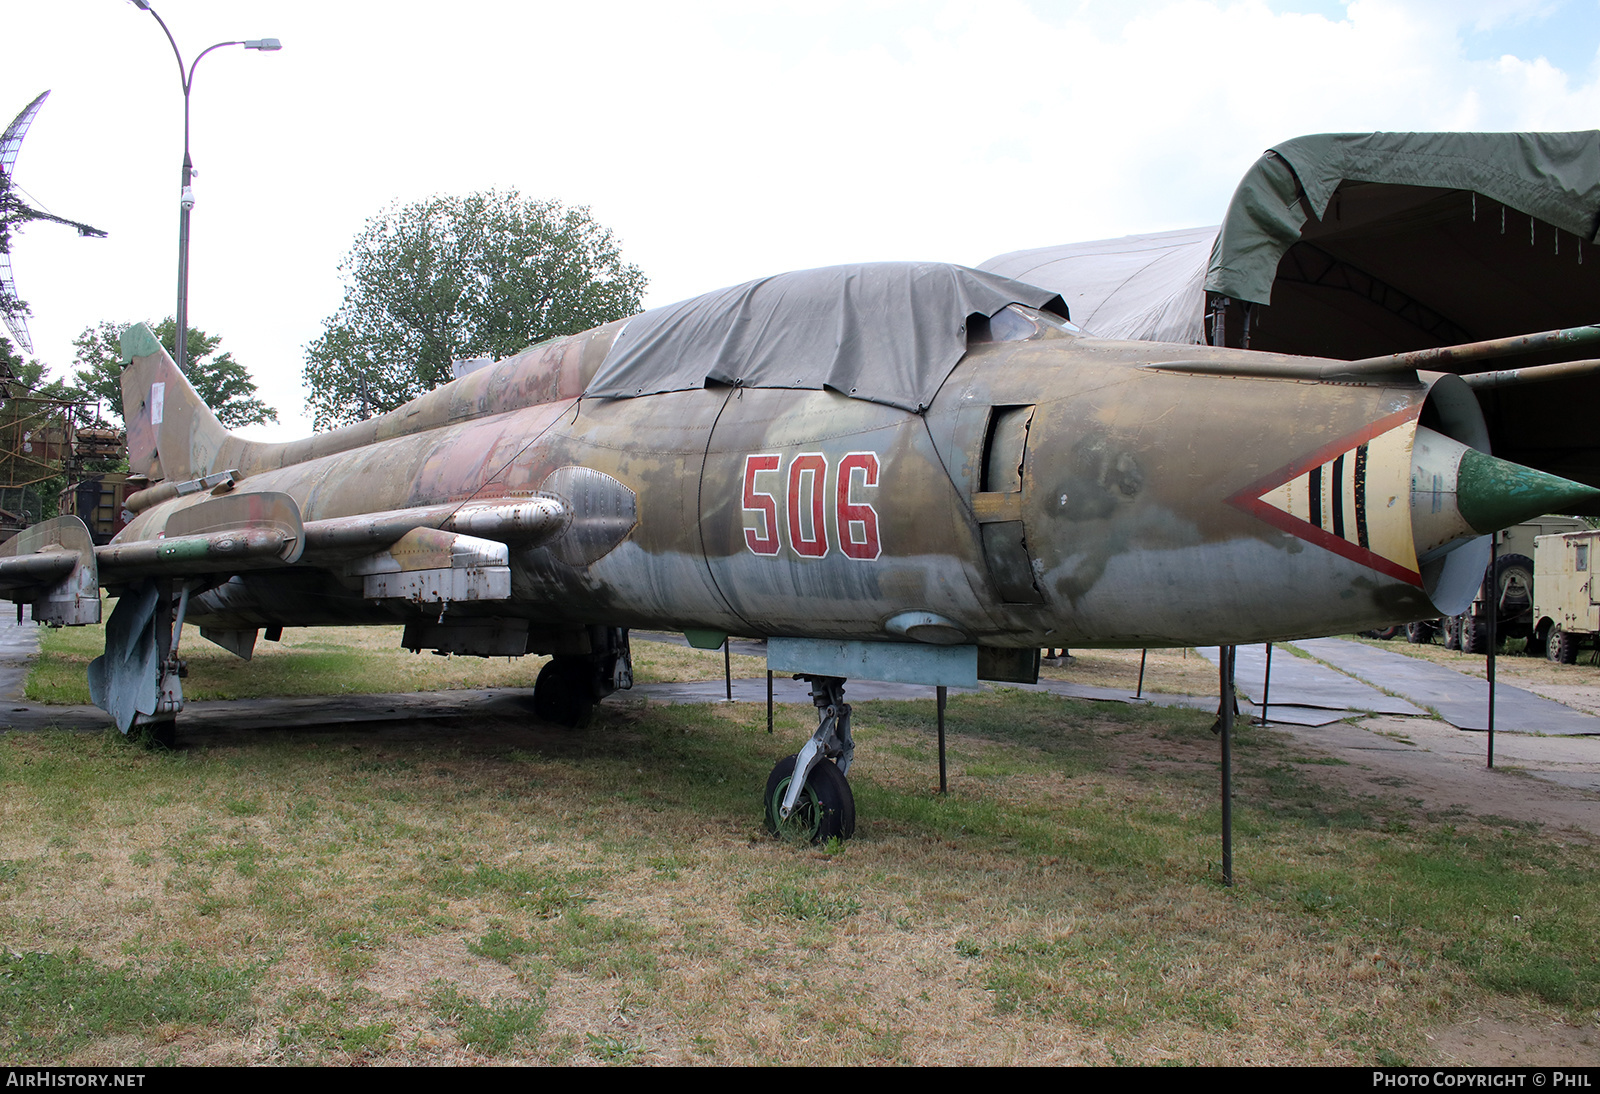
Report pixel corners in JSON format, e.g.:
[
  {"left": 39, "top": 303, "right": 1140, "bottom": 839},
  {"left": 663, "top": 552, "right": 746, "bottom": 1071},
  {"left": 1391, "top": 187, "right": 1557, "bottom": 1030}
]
[
  {"left": 764, "top": 754, "right": 855, "bottom": 842},
  {"left": 763, "top": 675, "right": 858, "bottom": 843}
]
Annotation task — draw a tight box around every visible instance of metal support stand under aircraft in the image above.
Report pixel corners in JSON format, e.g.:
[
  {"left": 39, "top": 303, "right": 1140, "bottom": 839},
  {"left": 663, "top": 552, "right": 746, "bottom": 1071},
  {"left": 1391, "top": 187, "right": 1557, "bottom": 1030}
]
[{"left": 1217, "top": 645, "right": 1235, "bottom": 887}]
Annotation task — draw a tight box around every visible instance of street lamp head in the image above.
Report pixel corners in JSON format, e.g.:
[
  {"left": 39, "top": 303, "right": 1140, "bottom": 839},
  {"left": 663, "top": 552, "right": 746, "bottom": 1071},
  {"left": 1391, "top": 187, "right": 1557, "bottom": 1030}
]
[{"left": 243, "top": 39, "right": 282, "bottom": 51}]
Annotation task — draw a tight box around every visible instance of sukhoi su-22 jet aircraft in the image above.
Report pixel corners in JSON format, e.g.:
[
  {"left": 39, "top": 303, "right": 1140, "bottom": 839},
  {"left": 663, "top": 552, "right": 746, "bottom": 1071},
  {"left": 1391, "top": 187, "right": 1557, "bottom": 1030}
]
[{"left": 4, "top": 263, "right": 1596, "bottom": 840}]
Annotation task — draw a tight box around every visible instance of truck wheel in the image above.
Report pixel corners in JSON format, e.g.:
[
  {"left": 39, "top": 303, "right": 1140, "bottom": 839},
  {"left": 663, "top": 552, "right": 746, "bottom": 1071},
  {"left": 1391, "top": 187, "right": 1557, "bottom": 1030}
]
[
  {"left": 1443, "top": 616, "right": 1461, "bottom": 651},
  {"left": 1490, "top": 553, "right": 1536, "bottom": 640},
  {"left": 1406, "top": 621, "right": 1436, "bottom": 644},
  {"left": 1525, "top": 625, "right": 1548, "bottom": 659},
  {"left": 1546, "top": 624, "right": 1578, "bottom": 665},
  {"left": 1460, "top": 616, "right": 1489, "bottom": 655}
]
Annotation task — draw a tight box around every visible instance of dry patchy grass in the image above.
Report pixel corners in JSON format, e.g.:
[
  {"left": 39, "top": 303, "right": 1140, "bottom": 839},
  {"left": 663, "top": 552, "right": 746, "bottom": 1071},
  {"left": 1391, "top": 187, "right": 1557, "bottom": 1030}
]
[
  {"left": 1038, "top": 647, "right": 1219, "bottom": 696},
  {"left": 9, "top": 622, "right": 1599, "bottom": 1065},
  {"left": 2, "top": 687, "right": 1596, "bottom": 1065}
]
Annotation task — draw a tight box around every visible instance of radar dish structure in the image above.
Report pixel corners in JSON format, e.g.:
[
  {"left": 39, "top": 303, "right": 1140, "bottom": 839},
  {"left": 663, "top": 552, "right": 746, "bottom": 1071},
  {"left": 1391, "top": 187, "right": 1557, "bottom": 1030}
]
[{"left": 1, "top": 91, "right": 108, "bottom": 361}]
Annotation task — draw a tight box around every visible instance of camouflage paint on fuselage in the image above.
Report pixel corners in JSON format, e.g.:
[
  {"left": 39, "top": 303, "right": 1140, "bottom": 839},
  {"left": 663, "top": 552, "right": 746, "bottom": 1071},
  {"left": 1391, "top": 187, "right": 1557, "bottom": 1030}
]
[{"left": 116, "top": 315, "right": 1472, "bottom": 651}]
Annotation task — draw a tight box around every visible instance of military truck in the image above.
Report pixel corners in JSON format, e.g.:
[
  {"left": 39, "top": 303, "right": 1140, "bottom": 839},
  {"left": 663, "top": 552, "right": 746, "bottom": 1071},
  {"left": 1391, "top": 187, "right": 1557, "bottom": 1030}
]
[
  {"left": 1420, "top": 514, "right": 1588, "bottom": 652},
  {"left": 57, "top": 472, "right": 134, "bottom": 546},
  {"left": 1533, "top": 528, "right": 1600, "bottom": 664}
]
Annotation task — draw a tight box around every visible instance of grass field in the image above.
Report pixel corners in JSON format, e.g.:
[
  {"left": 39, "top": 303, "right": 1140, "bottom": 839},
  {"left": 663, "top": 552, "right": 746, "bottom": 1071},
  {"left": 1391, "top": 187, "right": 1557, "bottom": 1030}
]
[{"left": 3, "top": 626, "right": 1598, "bottom": 1064}]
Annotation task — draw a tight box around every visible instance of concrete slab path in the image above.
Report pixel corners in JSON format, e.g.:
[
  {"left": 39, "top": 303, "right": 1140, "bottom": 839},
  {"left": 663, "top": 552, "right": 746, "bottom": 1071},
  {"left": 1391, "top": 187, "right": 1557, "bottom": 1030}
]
[
  {"left": 1291, "top": 637, "right": 1600, "bottom": 736},
  {"left": 1197, "top": 643, "right": 1425, "bottom": 724}
]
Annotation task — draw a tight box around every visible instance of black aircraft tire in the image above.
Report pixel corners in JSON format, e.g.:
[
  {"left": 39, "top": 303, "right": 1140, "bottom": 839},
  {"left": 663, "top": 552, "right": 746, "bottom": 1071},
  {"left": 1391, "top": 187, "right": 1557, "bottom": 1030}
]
[
  {"left": 764, "top": 755, "right": 856, "bottom": 844},
  {"left": 1406, "top": 621, "right": 1435, "bottom": 645},
  {"left": 534, "top": 659, "right": 596, "bottom": 728},
  {"left": 134, "top": 720, "right": 177, "bottom": 750},
  {"left": 1547, "top": 625, "right": 1578, "bottom": 666}
]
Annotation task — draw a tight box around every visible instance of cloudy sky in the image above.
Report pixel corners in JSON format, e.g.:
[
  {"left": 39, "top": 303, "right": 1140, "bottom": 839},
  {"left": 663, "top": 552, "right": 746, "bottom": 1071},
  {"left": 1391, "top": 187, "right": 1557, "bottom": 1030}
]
[{"left": 4, "top": 0, "right": 1599, "bottom": 438}]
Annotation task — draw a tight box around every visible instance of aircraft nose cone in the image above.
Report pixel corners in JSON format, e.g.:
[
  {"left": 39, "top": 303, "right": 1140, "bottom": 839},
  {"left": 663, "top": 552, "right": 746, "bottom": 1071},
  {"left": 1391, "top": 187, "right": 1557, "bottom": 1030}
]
[
  {"left": 1411, "top": 426, "right": 1600, "bottom": 561},
  {"left": 1456, "top": 446, "right": 1600, "bottom": 535}
]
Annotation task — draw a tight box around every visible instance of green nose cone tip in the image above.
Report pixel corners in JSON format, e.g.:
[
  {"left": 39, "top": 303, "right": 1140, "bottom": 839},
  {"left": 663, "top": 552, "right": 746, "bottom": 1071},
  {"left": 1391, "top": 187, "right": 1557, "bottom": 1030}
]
[{"left": 1457, "top": 448, "right": 1600, "bottom": 534}]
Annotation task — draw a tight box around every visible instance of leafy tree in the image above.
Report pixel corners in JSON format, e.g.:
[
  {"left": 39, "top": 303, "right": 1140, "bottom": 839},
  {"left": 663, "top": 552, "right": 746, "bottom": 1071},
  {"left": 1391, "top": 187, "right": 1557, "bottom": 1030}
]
[
  {"left": 0, "top": 334, "right": 22, "bottom": 394},
  {"left": 71, "top": 318, "right": 277, "bottom": 429},
  {"left": 302, "top": 191, "right": 647, "bottom": 429}
]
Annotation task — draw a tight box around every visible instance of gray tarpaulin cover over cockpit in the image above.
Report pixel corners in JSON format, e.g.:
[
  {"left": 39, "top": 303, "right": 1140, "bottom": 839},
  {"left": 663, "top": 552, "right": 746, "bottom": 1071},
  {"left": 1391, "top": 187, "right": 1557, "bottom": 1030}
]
[{"left": 585, "top": 262, "right": 1069, "bottom": 413}]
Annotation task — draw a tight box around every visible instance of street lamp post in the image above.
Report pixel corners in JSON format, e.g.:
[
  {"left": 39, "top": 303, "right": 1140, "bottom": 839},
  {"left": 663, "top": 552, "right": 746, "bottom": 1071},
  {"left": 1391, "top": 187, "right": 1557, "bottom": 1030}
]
[{"left": 130, "top": 1, "right": 279, "bottom": 377}]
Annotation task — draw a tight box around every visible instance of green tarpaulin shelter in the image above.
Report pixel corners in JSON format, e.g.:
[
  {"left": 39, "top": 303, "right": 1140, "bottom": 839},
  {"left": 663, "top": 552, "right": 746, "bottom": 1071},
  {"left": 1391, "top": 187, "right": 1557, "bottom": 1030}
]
[
  {"left": 982, "top": 131, "right": 1600, "bottom": 489},
  {"left": 984, "top": 130, "right": 1600, "bottom": 360}
]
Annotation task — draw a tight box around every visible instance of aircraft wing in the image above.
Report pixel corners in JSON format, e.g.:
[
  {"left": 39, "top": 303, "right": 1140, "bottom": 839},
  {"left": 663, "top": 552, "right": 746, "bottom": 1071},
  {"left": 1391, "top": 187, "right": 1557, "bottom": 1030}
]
[
  {"left": 0, "top": 515, "right": 100, "bottom": 625},
  {"left": 2, "top": 488, "right": 569, "bottom": 628},
  {"left": 94, "top": 490, "right": 567, "bottom": 580}
]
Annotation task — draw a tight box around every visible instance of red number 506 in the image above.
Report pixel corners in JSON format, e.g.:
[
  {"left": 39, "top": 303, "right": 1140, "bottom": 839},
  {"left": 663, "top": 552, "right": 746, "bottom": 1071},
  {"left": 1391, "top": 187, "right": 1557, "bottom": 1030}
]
[{"left": 742, "top": 452, "right": 880, "bottom": 561}]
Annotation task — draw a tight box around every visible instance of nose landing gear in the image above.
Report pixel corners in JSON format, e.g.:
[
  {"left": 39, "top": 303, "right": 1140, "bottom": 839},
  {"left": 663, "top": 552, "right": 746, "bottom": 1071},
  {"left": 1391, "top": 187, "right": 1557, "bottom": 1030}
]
[{"left": 763, "top": 675, "right": 857, "bottom": 843}]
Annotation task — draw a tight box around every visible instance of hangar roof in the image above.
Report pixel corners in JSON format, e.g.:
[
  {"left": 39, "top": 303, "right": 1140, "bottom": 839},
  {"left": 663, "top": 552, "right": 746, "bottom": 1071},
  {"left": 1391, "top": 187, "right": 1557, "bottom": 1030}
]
[{"left": 983, "top": 130, "right": 1600, "bottom": 361}]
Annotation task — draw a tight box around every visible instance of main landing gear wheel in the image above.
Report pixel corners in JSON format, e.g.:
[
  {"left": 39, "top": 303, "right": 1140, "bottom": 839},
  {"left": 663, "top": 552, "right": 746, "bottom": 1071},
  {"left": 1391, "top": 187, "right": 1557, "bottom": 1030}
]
[
  {"left": 533, "top": 658, "right": 596, "bottom": 728},
  {"left": 764, "top": 754, "right": 855, "bottom": 844},
  {"left": 138, "top": 720, "right": 177, "bottom": 749}
]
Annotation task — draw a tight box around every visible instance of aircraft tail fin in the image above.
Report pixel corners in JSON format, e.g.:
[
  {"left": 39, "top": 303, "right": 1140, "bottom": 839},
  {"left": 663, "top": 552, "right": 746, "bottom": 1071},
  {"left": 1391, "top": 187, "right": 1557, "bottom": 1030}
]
[{"left": 119, "top": 324, "right": 236, "bottom": 484}]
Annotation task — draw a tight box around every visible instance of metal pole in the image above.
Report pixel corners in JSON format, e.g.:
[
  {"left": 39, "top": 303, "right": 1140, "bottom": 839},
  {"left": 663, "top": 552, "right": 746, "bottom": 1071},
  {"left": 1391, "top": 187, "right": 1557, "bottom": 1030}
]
[
  {"left": 936, "top": 685, "right": 948, "bottom": 794},
  {"left": 1487, "top": 538, "right": 1498, "bottom": 768},
  {"left": 131, "top": 4, "right": 279, "bottom": 376},
  {"left": 724, "top": 641, "right": 732, "bottom": 701},
  {"left": 176, "top": 147, "right": 192, "bottom": 374},
  {"left": 1260, "top": 642, "right": 1273, "bottom": 726},
  {"left": 176, "top": 43, "right": 238, "bottom": 378},
  {"left": 766, "top": 670, "right": 773, "bottom": 734},
  {"left": 1136, "top": 648, "right": 1147, "bottom": 698},
  {"left": 1220, "top": 645, "right": 1234, "bottom": 887}
]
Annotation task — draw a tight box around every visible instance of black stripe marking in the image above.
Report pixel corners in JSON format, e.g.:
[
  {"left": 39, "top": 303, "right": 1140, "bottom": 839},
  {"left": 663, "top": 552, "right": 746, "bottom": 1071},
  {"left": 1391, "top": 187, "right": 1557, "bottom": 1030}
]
[
  {"left": 1331, "top": 454, "right": 1346, "bottom": 540},
  {"left": 1354, "top": 443, "right": 1369, "bottom": 549},
  {"left": 1309, "top": 465, "right": 1322, "bottom": 529}
]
